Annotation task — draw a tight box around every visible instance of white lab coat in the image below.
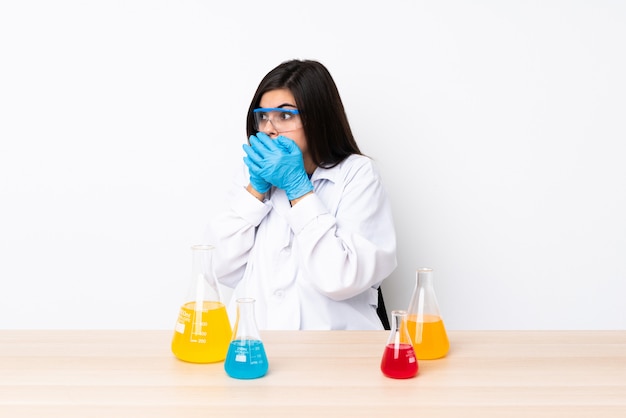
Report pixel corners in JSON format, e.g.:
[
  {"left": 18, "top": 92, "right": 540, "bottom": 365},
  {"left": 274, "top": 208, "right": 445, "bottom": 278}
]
[{"left": 205, "top": 154, "right": 397, "bottom": 330}]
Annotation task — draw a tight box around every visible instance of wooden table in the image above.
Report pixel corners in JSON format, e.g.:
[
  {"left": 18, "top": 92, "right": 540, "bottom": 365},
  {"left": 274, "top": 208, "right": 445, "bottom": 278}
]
[{"left": 1, "top": 330, "right": 625, "bottom": 417}]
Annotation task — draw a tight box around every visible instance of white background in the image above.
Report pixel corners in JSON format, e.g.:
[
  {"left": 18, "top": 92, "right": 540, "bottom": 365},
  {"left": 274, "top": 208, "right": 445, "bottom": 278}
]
[{"left": 1, "top": 1, "right": 625, "bottom": 330}]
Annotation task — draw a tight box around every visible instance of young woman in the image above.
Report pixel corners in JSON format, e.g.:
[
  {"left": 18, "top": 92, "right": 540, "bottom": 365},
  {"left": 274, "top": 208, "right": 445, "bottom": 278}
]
[{"left": 205, "top": 59, "right": 397, "bottom": 330}]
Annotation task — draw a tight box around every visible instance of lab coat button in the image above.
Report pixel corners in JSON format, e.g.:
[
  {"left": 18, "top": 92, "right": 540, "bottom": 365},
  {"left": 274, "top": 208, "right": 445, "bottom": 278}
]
[{"left": 273, "top": 289, "right": 285, "bottom": 298}]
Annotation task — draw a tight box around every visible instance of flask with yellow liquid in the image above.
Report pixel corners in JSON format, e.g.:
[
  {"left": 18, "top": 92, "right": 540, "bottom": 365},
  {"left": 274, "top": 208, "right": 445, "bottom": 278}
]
[
  {"left": 171, "top": 245, "right": 232, "bottom": 363},
  {"left": 406, "top": 267, "right": 450, "bottom": 359}
]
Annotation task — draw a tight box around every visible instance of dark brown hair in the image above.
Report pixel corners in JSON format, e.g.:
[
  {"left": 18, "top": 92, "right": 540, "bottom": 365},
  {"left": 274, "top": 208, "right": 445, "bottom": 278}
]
[{"left": 246, "top": 59, "right": 361, "bottom": 168}]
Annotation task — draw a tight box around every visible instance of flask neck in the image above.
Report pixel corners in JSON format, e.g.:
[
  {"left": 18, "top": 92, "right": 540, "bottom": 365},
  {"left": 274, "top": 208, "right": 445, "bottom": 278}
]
[
  {"left": 192, "top": 244, "right": 215, "bottom": 277},
  {"left": 416, "top": 268, "right": 434, "bottom": 289},
  {"left": 233, "top": 298, "right": 262, "bottom": 341},
  {"left": 387, "top": 309, "right": 412, "bottom": 345},
  {"left": 408, "top": 268, "right": 441, "bottom": 318},
  {"left": 390, "top": 310, "right": 406, "bottom": 332},
  {"left": 188, "top": 244, "right": 222, "bottom": 304}
]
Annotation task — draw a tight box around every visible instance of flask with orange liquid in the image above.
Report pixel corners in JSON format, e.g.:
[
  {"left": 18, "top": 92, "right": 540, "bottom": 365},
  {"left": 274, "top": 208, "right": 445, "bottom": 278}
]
[
  {"left": 406, "top": 268, "right": 450, "bottom": 359},
  {"left": 171, "top": 245, "right": 232, "bottom": 363}
]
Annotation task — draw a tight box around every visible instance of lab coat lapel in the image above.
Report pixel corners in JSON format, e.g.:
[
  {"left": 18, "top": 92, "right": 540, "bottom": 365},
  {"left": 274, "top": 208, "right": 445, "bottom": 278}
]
[{"left": 267, "top": 188, "right": 297, "bottom": 289}]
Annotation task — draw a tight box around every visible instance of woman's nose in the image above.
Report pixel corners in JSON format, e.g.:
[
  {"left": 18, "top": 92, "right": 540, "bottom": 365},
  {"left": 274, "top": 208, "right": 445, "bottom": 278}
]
[{"left": 260, "top": 120, "right": 278, "bottom": 137}]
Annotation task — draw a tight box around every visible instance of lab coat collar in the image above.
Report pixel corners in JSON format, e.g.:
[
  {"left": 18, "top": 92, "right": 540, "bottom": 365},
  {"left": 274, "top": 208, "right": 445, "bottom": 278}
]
[{"left": 310, "top": 162, "right": 341, "bottom": 184}]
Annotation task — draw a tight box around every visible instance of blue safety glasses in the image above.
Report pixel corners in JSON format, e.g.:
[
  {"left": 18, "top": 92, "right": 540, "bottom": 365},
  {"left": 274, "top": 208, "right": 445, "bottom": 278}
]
[{"left": 252, "top": 108, "right": 302, "bottom": 133}]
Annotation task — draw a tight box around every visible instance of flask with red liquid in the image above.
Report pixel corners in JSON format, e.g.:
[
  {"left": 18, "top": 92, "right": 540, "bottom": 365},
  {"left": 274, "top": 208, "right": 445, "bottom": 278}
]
[
  {"left": 380, "top": 310, "right": 418, "bottom": 379},
  {"left": 407, "top": 267, "right": 450, "bottom": 359}
]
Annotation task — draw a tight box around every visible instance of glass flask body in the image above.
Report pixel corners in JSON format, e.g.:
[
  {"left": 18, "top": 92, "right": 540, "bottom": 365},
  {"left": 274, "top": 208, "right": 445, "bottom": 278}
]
[
  {"left": 171, "top": 245, "right": 232, "bottom": 363},
  {"left": 380, "top": 310, "right": 418, "bottom": 379},
  {"left": 225, "top": 298, "right": 269, "bottom": 379},
  {"left": 407, "top": 268, "right": 450, "bottom": 360}
]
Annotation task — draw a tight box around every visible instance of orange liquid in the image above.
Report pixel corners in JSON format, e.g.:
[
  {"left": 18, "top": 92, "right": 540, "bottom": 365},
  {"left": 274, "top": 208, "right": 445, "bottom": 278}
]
[
  {"left": 171, "top": 301, "right": 232, "bottom": 363},
  {"left": 407, "top": 314, "right": 450, "bottom": 359}
]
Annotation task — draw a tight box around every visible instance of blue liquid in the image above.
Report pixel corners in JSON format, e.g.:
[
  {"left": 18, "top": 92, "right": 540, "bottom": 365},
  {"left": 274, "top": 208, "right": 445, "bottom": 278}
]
[{"left": 224, "top": 339, "right": 268, "bottom": 379}]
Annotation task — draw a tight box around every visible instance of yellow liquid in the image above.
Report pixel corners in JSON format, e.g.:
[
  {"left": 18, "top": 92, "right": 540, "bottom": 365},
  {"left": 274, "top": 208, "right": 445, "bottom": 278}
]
[
  {"left": 407, "top": 314, "right": 450, "bottom": 360},
  {"left": 171, "top": 301, "right": 232, "bottom": 363}
]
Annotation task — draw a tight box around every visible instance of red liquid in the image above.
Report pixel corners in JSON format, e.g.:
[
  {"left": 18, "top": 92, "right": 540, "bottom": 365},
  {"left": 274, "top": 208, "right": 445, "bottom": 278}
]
[{"left": 380, "top": 343, "right": 418, "bottom": 379}]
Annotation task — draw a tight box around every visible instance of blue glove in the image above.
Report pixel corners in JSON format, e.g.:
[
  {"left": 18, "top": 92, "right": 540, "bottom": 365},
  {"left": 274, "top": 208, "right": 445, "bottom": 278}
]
[
  {"left": 243, "top": 132, "right": 314, "bottom": 201},
  {"left": 242, "top": 136, "right": 271, "bottom": 194}
]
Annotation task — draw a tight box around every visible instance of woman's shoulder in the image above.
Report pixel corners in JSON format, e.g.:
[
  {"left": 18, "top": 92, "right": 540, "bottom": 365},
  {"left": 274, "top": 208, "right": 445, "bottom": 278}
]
[
  {"left": 315, "top": 154, "right": 380, "bottom": 185},
  {"left": 340, "top": 154, "right": 379, "bottom": 174},
  {"left": 333, "top": 154, "right": 384, "bottom": 185},
  {"left": 339, "top": 153, "right": 374, "bottom": 169}
]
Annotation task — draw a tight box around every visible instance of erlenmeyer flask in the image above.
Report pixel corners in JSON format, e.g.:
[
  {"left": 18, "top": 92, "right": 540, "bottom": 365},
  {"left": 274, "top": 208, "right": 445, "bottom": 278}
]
[
  {"left": 380, "top": 310, "right": 418, "bottom": 379},
  {"left": 406, "top": 267, "right": 450, "bottom": 359},
  {"left": 171, "top": 245, "right": 232, "bottom": 363},
  {"left": 224, "top": 298, "right": 269, "bottom": 379}
]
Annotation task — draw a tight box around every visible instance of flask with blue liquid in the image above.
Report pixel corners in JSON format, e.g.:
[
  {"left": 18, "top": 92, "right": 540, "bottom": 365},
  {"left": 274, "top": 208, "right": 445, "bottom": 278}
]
[{"left": 224, "top": 298, "right": 269, "bottom": 379}]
